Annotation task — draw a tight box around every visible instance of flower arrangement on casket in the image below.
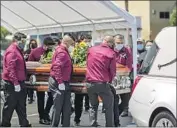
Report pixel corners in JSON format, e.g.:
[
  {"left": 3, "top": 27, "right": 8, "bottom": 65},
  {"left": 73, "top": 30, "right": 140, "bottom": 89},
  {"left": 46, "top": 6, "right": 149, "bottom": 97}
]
[
  {"left": 71, "top": 42, "right": 89, "bottom": 67},
  {"left": 39, "top": 42, "right": 89, "bottom": 67},
  {"left": 39, "top": 50, "right": 54, "bottom": 64}
]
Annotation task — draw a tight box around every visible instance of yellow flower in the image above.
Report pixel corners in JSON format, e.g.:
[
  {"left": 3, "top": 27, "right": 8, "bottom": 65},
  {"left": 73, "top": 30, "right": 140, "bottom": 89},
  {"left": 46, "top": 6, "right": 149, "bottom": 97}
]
[{"left": 79, "top": 41, "right": 87, "bottom": 47}]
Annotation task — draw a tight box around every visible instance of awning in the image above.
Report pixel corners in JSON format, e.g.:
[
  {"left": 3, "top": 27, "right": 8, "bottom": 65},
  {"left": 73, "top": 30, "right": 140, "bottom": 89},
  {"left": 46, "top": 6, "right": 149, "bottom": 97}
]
[
  {"left": 1, "top": 1, "right": 138, "bottom": 80},
  {"left": 1, "top": 1, "right": 140, "bottom": 35}
]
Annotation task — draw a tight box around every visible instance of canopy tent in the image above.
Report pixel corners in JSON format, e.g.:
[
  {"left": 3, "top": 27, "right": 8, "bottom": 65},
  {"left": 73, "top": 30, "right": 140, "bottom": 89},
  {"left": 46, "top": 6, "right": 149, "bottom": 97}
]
[{"left": 1, "top": 1, "right": 138, "bottom": 80}]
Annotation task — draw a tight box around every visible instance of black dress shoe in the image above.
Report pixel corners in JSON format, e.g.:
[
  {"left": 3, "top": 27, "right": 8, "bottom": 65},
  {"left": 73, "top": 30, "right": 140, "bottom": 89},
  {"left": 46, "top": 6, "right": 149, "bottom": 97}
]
[
  {"left": 121, "top": 111, "right": 128, "bottom": 117},
  {"left": 20, "top": 124, "right": 32, "bottom": 127},
  {"left": 91, "top": 122, "right": 100, "bottom": 127},
  {"left": 44, "top": 119, "right": 51, "bottom": 125},
  {"left": 39, "top": 119, "right": 45, "bottom": 124},
  {"left": 115, "top": 123, "right": 121, "bottom": 127}
]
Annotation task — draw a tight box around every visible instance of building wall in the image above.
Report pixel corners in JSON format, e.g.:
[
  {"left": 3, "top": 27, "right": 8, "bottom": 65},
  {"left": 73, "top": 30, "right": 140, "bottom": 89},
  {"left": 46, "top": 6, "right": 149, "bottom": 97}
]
[
  {"left": 150, "top": 1, "right": 176, "bottom": 40},
  {"left": 115, "top": 1, "right": 150, "bottom": 40},
  {"left": 113, "top": 1, "right": 126, "bottom": 10},
  {"left": 127, "top": 1, "right": 151, "bottom": 40},
  {"left": 115, "top": 1, "right": 176, "bottom": 40}
]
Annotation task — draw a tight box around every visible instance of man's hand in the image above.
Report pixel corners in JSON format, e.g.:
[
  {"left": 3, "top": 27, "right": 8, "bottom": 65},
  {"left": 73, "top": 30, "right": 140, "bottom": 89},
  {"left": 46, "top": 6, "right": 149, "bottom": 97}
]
[
  {"left": 58, "top": 83, "right": 65, "bottom": 91},
  {"left": 14, "top": 85, "right": 21, "bottom": 92}
]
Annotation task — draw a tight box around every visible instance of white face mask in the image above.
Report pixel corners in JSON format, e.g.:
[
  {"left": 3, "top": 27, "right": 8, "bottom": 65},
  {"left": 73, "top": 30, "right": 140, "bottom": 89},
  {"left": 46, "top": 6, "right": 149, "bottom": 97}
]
[
  {"left": 145, "top": 45, "right": 152, "bottom": 51},
  {"left": 68, "top": 46, "right": 74, "bottom": 53},
  {"left": 115, "top": 44, "right": 124, "bottom": 50}
]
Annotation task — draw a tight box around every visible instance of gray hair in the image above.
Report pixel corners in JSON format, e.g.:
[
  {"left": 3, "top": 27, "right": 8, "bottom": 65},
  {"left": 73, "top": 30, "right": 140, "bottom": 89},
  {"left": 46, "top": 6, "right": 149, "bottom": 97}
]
[
  {"left": 113, "top": 34, "right": 124, "bottom": 40},
  {"left": 62, "top": 35, "right": 74, "bottom": 45}
]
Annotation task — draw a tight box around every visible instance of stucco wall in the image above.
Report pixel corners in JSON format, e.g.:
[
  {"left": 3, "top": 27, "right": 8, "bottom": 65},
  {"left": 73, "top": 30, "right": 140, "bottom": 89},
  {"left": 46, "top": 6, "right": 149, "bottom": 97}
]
[
  {"left": 128, "top": 1, "right": 151, "bottom": 40},
  {"left": 150, "top": 1, "right": 176, "bottom": 40}
]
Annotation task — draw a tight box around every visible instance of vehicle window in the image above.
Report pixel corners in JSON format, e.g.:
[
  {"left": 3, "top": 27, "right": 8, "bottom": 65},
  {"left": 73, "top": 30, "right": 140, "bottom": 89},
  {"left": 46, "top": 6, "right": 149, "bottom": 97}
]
[{"left": 138, "top": 42, "right": 159, "bottom": 74}]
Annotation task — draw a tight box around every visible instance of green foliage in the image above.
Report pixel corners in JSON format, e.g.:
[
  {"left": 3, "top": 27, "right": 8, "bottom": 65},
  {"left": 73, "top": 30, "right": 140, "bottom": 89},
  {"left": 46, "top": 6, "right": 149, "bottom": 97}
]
[
  {"left": 1, "top": 26, "right": 10, "bottom": 40},
  {"left": 170, "top": 7, "right": 177, "bottom": 26},
  {"left": 71, "top": 42, "right": 89, "bottom": 67},
  {"left": 39, "top": 51, "right": 54, "bottom": 64},
  {"left": 39, "top": 42, "right": 89, "bottom": 67}
]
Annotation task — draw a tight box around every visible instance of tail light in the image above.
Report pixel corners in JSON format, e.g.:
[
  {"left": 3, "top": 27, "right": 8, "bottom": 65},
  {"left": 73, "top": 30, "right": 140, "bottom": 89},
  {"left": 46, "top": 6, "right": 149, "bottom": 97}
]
[{"left": 131, "top": 76, "right": 143, "bottom": 95}]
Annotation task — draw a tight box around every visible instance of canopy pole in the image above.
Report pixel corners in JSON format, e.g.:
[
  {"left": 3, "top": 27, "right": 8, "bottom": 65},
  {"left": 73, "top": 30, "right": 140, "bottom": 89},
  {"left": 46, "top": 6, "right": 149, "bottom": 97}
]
[
  {"left": 91, "top": 24, "right": 96, "bottom": 46},
  {"left": 131, "top": 20, "right": 138, "bottom": 81},
  {"left": 62, "top": 27, "right": 64, "bottom": 38},
  {"left": 111, "top": 22, "right": 117, "bottom": 34},
  {"left": 25, "top": 1, "right": 64, "bottom": 34},
  {"left": 36, "top": 30, "right": 40, "bottom": 47},
  {"left": 1, "top": 19, "right": 19, "bottom": 33},
  {"left": 1, "top": 3, "right": 38, "bottom": 30},
  {"left": 125, "top": 28, "right": 129, "bottom": 45}
]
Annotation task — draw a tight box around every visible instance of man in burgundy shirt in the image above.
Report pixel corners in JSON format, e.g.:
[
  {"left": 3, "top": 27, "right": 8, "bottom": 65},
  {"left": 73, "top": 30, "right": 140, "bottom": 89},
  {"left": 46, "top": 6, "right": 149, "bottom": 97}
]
[
  {"left": 48, "top": 35, "right": 75, "bottom": 127},
  {"left": 86, "top": 36, "right": 116, "bottom": 127},
  {"left": 114, "top": 34, "right": 133, "bottom": 117},
  {"left": 1, "top": 32, "right": 31, "bottom": 127},
  {"left": 28, "top": 37, "right": 55, "bottom": 125}
]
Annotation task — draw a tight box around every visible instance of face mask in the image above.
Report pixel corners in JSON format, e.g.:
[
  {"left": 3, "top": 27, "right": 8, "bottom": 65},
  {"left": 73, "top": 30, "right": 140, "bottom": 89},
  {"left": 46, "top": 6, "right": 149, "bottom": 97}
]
[
  {"left": 137, "top": 44, "right": 144, "bottom": 51},
  {"left": 145, "top": 45, "right": 152, "bottom": 51},
  {"left": 31, "top": 43, "right": 37, "bottom": 49},
  {"left": 115, "top": 44, "right": 124, "bottom": 50},
  {"left": 68, "top": 46, "right": 74, "bottom": 53},
  {"left": 18, "top": 41, "right": 25, "bottom": 50}
]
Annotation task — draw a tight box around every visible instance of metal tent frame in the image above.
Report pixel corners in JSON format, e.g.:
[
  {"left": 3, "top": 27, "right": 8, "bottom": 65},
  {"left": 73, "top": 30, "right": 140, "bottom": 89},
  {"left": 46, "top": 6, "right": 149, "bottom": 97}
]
[{"left": 1, "top": 1, "right": 138, "bottom": 80}]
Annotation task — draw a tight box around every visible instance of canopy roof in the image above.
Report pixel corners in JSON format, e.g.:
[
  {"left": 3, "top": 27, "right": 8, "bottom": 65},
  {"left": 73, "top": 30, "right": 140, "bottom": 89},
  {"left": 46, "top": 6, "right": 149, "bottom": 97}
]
[
  {"left": 1, "top": 1, "right": 139, "bottom": 80},
  {"left": 1, "top": 1, "right": 140, "bottom": 35}
]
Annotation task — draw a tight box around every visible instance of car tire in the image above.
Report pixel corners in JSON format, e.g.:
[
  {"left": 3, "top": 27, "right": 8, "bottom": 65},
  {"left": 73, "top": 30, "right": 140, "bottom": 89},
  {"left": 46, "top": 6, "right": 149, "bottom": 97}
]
[{"left": 151, "top": 111, "right": 177, "bottom": 127}]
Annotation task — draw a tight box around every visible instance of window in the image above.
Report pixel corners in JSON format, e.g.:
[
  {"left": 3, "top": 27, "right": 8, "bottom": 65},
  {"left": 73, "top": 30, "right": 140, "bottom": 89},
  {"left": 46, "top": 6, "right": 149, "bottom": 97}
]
[
  {"left": 138, "top": 42, "right": 159, "bottom": 74},
  {"left": 159, "top": 12, "right": 170, "bottom": 19}
]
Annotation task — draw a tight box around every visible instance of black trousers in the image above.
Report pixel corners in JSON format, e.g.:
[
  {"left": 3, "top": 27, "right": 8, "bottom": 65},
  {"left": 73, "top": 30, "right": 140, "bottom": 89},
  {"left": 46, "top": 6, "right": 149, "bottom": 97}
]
[
  {"left": 48, "top": 77, "right": 71, "bottom": 127},
  {"left": 87, "top": 83, "right": 114, "bottom": 127},
  {"left": 27, "top": 88, "right": 34, "bottom": 100},
  {"left": 102, "top": 86, "right": 120, "bottom": 126},
  {"left": 74, "top": 94, "right": 90, "bottom": 123},
  {"left": 119, "top": 71, "right": 133, "bottom": 115},
  {"left": 1, "top": 80, "right": 30, "bottom": 127},
  {"left": 119, "top": 93, "right": 130, "bottom": 115},
  {"left": 109, "top": 86, "right": 120, "bottom": 126},
  {"left": 37, "top": 91, "right": 53, "bottom": 120}
]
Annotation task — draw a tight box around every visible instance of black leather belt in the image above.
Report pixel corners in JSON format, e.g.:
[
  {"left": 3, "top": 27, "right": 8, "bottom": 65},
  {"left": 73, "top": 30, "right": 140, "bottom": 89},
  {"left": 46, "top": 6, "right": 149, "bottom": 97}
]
[
  {"left": 50, "top": 76, "right": 69, "bottom": 84},
  {"left": 88, "top": 82, "right": 108, "bottom": 85}
]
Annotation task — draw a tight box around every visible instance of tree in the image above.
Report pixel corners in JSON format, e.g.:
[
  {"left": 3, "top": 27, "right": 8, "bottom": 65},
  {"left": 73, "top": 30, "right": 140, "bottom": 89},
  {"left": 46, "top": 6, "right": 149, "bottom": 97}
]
[
  {"left": 170, "top": 7, "right": 176, "bottom": 26},
  {"left": 1, "top": 26, "right": 10, "bottom": 40}
]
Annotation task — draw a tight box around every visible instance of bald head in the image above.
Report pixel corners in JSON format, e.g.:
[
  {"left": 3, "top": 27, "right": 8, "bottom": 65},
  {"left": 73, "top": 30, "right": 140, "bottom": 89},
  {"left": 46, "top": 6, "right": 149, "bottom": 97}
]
[
  {"left": 62, "top": 35, "right": 74, "bottom": 48},
  {"left": 103, "top": 35, "right": 115, "bottom": 48}
]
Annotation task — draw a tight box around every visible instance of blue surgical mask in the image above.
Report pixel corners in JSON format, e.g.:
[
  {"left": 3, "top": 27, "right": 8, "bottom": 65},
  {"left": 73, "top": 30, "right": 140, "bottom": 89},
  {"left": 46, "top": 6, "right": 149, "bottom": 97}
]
[
  {"left": 115, "top": 44, "right": 124, "bottom": 50},
  {"left": 137, "top": 44, "right": 144, "bottom": 51},
  {"left": 18, "top": 41, "right": 25, "bottom": 50}
]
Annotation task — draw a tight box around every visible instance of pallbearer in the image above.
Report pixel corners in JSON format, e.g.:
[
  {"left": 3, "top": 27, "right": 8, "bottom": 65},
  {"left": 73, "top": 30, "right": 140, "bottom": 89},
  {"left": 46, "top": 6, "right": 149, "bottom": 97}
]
[
  {"left": 86, "top": 36, "right": 116, "bottom": 127},
  {"left": 28, "top": 37, "right": 55, "bottom": 125},
  {"left": 1, "top": 32, "right": 31, "bottom": 127},
  {"left": 48, "top": 34, "right": 75, "bottom": 127}
]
